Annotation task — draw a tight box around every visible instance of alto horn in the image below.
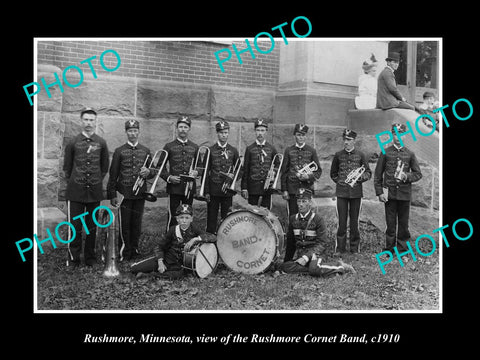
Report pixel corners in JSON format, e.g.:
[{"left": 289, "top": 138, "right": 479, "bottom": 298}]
[
  {"left": 345, "top": 165, "right": 366, "bottom": 187},
  {"left": 143, "top": 149, "right": 169, "bottom": 202},
  {"left": 220, "top": 157, "right": 242, "bottom": 195},
  {"left": 100, "top": 203, "right": 121, "bottom": 277},
  {"left": 264, "top": 153, "right": 284, "bottom": 193}
]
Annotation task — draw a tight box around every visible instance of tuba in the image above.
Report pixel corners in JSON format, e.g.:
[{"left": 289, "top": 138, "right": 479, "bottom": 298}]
[
  {"left": 264, "top": 154, "right": 284, "bottom": 193},
  {"left": 219, "top": 157, "right": 242, "bottom": 195},
  {"left": 296, "top": 161, "right": 319, "bottom": 177},
  {"left": 345, "top": 165, "right": 366, "bottom": 187},
  {"left": 394, "top": 159, "right": 406, "bottom": 181},
  {"left": 143, "top": 150, "right": 169, "bottom": 202}
]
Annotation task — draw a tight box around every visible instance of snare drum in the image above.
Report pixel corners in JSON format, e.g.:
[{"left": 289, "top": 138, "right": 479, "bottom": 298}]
[
  {"left": 216, "top": 208, "right": 285, "bottom": 274},
  {"left": 183, "top": 243, "right": 218, "bottom": 278}
]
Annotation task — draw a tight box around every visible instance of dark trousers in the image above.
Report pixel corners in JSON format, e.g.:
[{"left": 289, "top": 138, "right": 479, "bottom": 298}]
[
  {"left": 206, "top": 195, "right": 232, "bottom": 234},
  {"left": 130, "top": 255, "right": 184, "bottom": 279},
  {"left": 283, "top": 196, "right": 299, "bottom": 262},
  {"left": 248, "top": 194, "right": 272, "bottom": 209},
  {"left": 67, "top": 200, "right": 100, "bottom": 264},
  {"left": 286, "top": 196, "right": 298, "bottom": 217},
  {"left": 119, "top": 198, "right": 145, "bottom": 260},
  {"left": 336, "top": 197, "right": 362, "bottom": 253},
  {"left": 167, "top": 193, "right": 193, "bottom": 230},
  {"left": 384, "top": 199, "right": 411, "bottom": 252}
]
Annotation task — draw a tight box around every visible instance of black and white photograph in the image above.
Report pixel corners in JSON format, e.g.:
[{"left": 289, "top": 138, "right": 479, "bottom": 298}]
[{"left": 7, "top": 7, "right": 479, "bottom": 355}]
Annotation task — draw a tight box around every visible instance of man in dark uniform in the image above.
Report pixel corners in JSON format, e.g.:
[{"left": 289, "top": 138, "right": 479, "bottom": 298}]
[
  {"left": 241, "top": 119, "right": 278, "bottom": 209},
  {"left": 160, "top": 116, "right": 199, "bottom": 230},
  {"left": 374, "top": 123, "right": 423, "bottom": 253},
  {"left": 204, "top": 121, "right": 240, "bottom": 234},
  {"left": 107, "top": 119, "right": 153, "bottom": 261},
  {"left": 130, "top": 204, "right": 216, "bottom": 278},
  {"left": 63, "top": 108, "right": 110, "bottom": 266},
  {"left": 330, "top": 129, "right": 372, "bottom": 255},
  {"left": 279, "top": 188, "right": 355, "bottom": 277}
]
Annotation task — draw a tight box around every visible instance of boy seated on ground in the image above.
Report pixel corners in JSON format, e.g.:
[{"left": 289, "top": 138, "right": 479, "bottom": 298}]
[
  {"left": 130, "top": 204, "right": 216, "bottom": 279},
  {"left": 278, "top": 188, "right": 355, "bottom": 277}
]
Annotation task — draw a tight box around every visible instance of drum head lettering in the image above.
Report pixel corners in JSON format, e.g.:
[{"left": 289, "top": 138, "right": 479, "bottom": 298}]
[{"left": 216, "top": 210, "right": 277, "bottom": 274}]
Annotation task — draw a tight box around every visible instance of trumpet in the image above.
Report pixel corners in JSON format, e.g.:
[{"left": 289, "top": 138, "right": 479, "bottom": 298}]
[
  {"left": 296, "top": 161, "right": 319, "bottom": 177},
  {"left": 264, "top": 154, "right": 283, "bottom": 193},
  {"left": 394, "top": 159, "right": 405, "bottom": 181},
  {"left": 143, "top": 150, "right": 169, "bottom": 202},
  {"left": 220, "top": 157, "right": 242, "bottom": 195},
  {"left": 133, "top": 150, "right": 165, "bottom": 196},
  {"left": 345, "top": 165, "right": 366, "bottom": 187}
]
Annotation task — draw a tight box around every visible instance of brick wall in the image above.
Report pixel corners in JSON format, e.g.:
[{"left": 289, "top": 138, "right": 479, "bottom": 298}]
[{"left": 37, "top": 40, "right": 280, "bottom": 89}]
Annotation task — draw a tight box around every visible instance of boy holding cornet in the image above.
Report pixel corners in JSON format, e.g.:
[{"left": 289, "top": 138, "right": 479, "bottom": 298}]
[{"left": 330, "top": 129, "right": 371, "bottom": 255}]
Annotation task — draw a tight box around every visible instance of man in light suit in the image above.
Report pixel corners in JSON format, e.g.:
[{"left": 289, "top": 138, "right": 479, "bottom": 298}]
[{"left": 376, "top": 52, "right": 416, "bottom": 111}]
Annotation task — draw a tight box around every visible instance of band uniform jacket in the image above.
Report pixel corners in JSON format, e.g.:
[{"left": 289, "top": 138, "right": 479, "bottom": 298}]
[
  {"left": 160, "top": 139, "right": 199, "bottom": 196},
  {"left": 376, "top": 66, "right": 404, "bottom": 109},
  {"left": 280, "top": 144, "right": 322, "bottom": 195},
  {"left": 205, "top": 143, "right": 240, "bottom": 197},
  {"left": 155, "top": 223, "right": 216, "bottom": 267},
  {"left": 286, "top": 210, "right": 327, "bottom": 259},
  {"left": 241, "top": 141, "right": 278, "bottom": 195},
  {"left": 63, "top": 133, "right": 109, "bottom": 203},
  {"left": 374, "top": 145, "right": 422, "bottom": 201},
  {"left": 106, "top": 143, "right": 153, "bottom": 200},
  {"left": 330, "top": 148, "right": 372, "bottom": 198}
]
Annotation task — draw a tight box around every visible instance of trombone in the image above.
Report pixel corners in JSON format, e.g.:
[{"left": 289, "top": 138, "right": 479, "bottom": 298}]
[
  {"left": 181, "top": 146, "right": 210, "bottom": 200},
  {"left": 133, "top": 150, "right": 165, "bottom": 196},
  {"left": 219, "top": 157, "right": 242, "bottom": 195},
  {"left": 264, "top": 154, "right": 283, "bottom": 193},
  {"left": 143, "top": 150, "right": 169, "bottom": 202}
]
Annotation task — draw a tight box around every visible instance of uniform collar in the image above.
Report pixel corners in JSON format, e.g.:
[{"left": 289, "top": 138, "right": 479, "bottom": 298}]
[
  {"left": 256, "top": 139, "right": 266, "bottom": 146},
  {"left": 344, "top": 147, "right": 355, "bottom": 154},
  {"left": 176, "top": 138, "right": 188, "bottom": 144},
  {"left": 217, "top": 141, "right": 228, "bottom": 148},
  {"left": 298, "top": 210, "right": 311, "bottom": 220},
  {"left": 127, "top": 141, "right": 138, "bottom": 148},
  {"left": 81, "top": 131, "right": 95, "bottom": 139},
  {"left": 393, "top": 144, "right": 404, "bottom": 151},
  {"left": 295, "top": 143, "right": 305, "bottom": 150}
]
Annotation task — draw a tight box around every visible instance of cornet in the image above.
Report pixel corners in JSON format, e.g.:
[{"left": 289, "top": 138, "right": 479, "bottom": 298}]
[
  {"left": 296, "top": 161, "right": 318, "bottom": 177},
  {"left": 264, "top": 154, "right": 283, "bottom": 193},
  {"left": 220, "top": 157, "right": 242, "bottom": 195},
  {"left": 133, "top": 150, "right": 167, "bottom": 196},
  {"left": 345, "top": 165, "right": 366, "bottom": 187},
  {"left": 394, "top": 159, "right": 406, "bottom": 181},
  {"left": 143, "top": 150, "right": 169, "bottom": 202}
]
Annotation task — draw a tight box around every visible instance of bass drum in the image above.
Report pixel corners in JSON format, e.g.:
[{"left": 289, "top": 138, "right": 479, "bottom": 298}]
[{"left": 216, "top": 208, "right": 285, "bottom": 274}]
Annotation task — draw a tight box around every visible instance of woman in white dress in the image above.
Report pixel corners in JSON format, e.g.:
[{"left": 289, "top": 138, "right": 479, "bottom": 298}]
[{"left": 354, "top": 54, "right": 378, "bottom": 109}]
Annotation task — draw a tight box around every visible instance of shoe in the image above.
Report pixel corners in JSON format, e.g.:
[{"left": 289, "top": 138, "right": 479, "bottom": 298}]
[
  {"left": 85, "top": 258, "right": 97, "bottom": 267},
  {"left": 338, "top": 260, "right": 356, "bottom": 274}
]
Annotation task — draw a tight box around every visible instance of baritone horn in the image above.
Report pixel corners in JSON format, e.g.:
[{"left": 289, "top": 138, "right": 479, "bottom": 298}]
[
  {"left": 345, "top": 165, "right": 366, "bottom": 187},
  {"left": 394, "top": 159, "right": 405, "bottom": 181},
  {"left": 220, "top": 157, "right": 242, "bottom": 195},
  {"left": 99, "top": 198, "right": 122, "bottom": 277},
  {"left": 264, "top": 154, "right": 283, "bottom": 193},
  {"left": 143, "top": 150, "right": 169, "bottom": 202}
]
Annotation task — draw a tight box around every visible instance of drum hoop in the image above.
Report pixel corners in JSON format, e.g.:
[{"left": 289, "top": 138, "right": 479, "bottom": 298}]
[{"left": 182, "top": 243, "right": 218, "bottom": 277}]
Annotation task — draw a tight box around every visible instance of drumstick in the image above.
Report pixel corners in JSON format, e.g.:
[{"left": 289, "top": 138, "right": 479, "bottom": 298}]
[{"left": 198, "top": 247, "right": 215, "bottom": 271}]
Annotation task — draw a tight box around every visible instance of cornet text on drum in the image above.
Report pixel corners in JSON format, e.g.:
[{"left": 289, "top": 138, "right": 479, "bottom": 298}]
[
  {"left": 236, "top": 247, "right": 271, "bottom": 270},
  {"left": 375, "top": 217, "right": 474, "bottom": 274},
  {"left": 214, "top": 16, "right": 312, "bottom": 72},
  {"left": 15, "top": 205, "right": 114, "bottom": 262},
  {"left": 375, "top": 97, "right": 473, "bottom": 154}
]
